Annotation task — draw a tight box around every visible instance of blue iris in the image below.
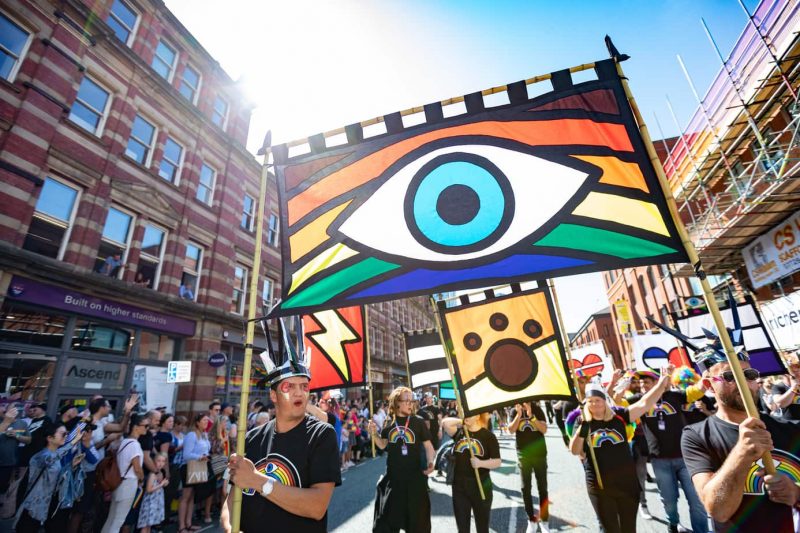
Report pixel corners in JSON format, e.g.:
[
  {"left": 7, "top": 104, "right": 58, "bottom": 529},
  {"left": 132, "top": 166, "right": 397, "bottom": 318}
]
[{"left": 412, "top": 161, "right": 504, "bottom": 247}]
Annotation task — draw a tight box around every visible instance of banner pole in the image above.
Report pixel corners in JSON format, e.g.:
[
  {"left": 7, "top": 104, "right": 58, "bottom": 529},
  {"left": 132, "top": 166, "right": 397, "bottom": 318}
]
[
  {"left": 614, "top": 58, "right": 776, "bottom": 474},
  {"left": 365, "top": 305, "right": 376, "bottom": 459},
  {"left": 230, "top": 136, "right": 272, "bottom": 532},
  {"left": 429, "top": 297, "right": 486, "bottom": 500}
]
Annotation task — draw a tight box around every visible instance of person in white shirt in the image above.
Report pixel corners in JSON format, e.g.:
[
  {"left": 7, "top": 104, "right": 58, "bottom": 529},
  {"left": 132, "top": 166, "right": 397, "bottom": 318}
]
[{"left": 101, "top": 413, "right": 149, "bottom": 533}]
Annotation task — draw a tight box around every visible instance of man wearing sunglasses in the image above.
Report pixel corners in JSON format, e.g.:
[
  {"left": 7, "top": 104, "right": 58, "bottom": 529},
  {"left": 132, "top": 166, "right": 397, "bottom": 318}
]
[
  {"left": 681, "top": 349, "right": 800, "bottom": 532},
  {"left": 221, "top": 352, "right": 341, "bottom": 532}
]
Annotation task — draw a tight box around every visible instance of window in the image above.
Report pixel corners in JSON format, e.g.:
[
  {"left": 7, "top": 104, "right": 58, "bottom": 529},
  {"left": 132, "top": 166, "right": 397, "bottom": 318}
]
[
  {"left": 212, "top": 96, "right": 228, "bottom": 128},
  {"left": 231, "top": 264, "right": 247, "bottom": 314},
  {"left": 267, "top": 213, "right": 279, "bottom": 246},
  {"left": 647, "top": 266, "right": 658, "bottom": 291},
  {"left": 180, "top": 242, "right": 202, "bottom": 301},
  {"left": 197, "top": 163, "right": 216, "bottom": 205},
  {"left": 106, "top": 0, "right": 138, "bottom": 45},
  {"left": 603, "top": 324, "right": 609, "bottom": 336},
  {"left": 22, "top": 177, "right": 80, "bottom": 259},
  {"left": 138, "top": 331, "right": 177, "bottom": 361},
  {"left": 152, "top": 40, "right": 177, "bottom": 81},
  {"left": 95, "top": 206, "right": 134, "bottom": 278},
  {"left": 0, "top": 304, "right": 67, "bottom": 348},
  {"left": 71, "top": 321, "right": 132, "bottom": 354},
  {"left": 68, "top": 76, "right": 111, "bottom": 135},
  {"left": 158, "top": 137, "right": 183, "bottom": 183},
  {"left": 241, "top": 194, "right": 255, "bottom": 230},
  {"left": 261, "top": 277, "right": 274, "bottom": 307},
  {"left": 0, "top": 12, "right": 32, "bottom": 82},
  {"left": 179, "top": 65, "right": 200, "bottom": 103},
  {"left": 137, "top": 224, "right": 166, "bottom": 289},
  {"left": 125, "top": 114, "right": 156, "bottom": 165}
]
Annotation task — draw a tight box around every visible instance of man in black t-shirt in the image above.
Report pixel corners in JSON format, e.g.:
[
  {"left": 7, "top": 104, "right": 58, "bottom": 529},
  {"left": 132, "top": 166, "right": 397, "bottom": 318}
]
[
  {"left": 770, "top": 367, "right": 800, "bottom": 419},
  {"left": 681, "top": 356, "right": 800, "bottom": 532},
  {"left": 223, "top": 357, "right": 341, "bottom": 532},
  {"left": 509, "top": 402, "right": 549, "bottom": 531},
  {"left": 418, "top": 393, "right": 441, "bottom": 450},
  {"left": 637, "top": 371, "right": 707, "bottom": 533}
]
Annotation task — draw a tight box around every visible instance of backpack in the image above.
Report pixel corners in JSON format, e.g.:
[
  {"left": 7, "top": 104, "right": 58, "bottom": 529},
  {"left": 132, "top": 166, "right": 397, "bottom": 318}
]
[{"left": 95, "top": 440, "right": 132, "bottom": 492}]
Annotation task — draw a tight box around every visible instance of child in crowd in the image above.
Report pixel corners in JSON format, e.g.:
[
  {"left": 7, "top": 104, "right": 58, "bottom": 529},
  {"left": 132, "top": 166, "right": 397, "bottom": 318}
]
[{"left": 138, "top": 453, "right": 168, "bottom": 533}]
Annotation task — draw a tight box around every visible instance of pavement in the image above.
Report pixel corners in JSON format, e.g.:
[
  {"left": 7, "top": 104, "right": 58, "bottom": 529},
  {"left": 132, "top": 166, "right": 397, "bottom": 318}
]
[{"left": 148, "top": 421, "right": 698, "bottom": 532}]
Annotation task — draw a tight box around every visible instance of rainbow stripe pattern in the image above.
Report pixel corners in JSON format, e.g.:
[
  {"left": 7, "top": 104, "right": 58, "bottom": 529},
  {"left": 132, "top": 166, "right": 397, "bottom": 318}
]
[
  {"left": 268, "top": 60, "right": 688, "bottom": 317},
  {"left": 242, "top": 454, "right": 301, "bottom": 496},
  {"left": 388, "top": 426, "right": 416, "bottom": 444},
  {"left": 744, "top": 449, "right": 800, "bottom": 495},
  {"left": 589, "top": 428, "right": 625, "bottom": 448},
  {"left": 645, "top": 401, "right": 678, "bottom": 418},
  {"left": 454, "top": 437, "right": 485, "bottom": 456},
  {"left": 519, "top": 419, "right": 537, "bottom": 432}
]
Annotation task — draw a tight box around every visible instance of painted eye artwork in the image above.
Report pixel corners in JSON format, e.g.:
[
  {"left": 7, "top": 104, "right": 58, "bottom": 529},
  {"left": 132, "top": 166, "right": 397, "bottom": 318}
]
[{"left": 270, "top": 60, "right": 688, "bottom": 317}]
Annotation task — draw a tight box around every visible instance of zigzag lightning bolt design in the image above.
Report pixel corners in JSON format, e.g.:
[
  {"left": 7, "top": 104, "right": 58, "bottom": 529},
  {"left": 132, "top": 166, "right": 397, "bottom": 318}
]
[{"left": 306, "top": 309, "right": 361, "bottom": 381}]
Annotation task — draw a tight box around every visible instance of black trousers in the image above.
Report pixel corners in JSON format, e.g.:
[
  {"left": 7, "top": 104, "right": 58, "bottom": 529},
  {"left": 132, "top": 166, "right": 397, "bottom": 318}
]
[
  {"left": 544, "top": 402, "right": 555, "bottom": 424},
  {"left": 452, "top": 479, "right": 492, "bottom": 533},
  {"left": 587, "top": 489, "right": 639, "bottom": 533},
  {"left": 519, "top": 455, "right": 548, "bottom": 521},
  {"left": 554, "top": 411, "right": 569, "bottom": 447}
]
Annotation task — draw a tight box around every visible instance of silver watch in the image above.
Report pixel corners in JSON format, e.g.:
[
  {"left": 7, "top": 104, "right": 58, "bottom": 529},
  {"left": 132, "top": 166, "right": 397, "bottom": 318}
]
[{"left": 260, "top": 478, "right": 274, "bottom": 496}]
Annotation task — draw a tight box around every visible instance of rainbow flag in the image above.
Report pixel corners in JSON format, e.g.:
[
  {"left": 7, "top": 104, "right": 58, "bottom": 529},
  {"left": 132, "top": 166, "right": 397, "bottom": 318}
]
[{"left": 269, "top": 58, "right": 687, "bottom": 316}]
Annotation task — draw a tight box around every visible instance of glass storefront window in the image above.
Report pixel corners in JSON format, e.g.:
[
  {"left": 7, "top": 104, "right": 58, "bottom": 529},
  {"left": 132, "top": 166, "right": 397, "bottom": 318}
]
[
  {"left": 0, "top": 351, "right": 56, "bottom": 402},
  {"left": 138, "top": 331, "right": 176, "bottom": 361},
  {"left": 0, "top": 304, "right": 67, "bottom": 348},
  {"left": 72, "top": 321, "right": 133, "bottom": 354}
]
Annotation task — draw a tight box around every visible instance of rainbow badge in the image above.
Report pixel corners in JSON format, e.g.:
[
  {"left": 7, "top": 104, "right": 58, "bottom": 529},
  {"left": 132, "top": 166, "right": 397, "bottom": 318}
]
[
  {"left": 645, "top": 401, "right": 677, "bottom": 418},
  {"left": 454, "top": 437, "right": 485, "bottom": 456},
  {"left": 744, "top": 449, "right": 800, "bottom": 495},
  {"left": 242, "top": 454, "right": 302, "bottom": 496},
  {"left": 388, "top": 426, "right": 416, "bottom": 444},
  {"left": 520, "top": 419, "right": 537, "bottom": 432},
  {"left": 589, "top": 428, "right": 625, "bottom": 448}
]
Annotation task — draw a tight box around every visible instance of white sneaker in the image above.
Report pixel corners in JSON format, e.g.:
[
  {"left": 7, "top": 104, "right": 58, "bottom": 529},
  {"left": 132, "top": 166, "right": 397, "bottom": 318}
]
[
  {"left": 538, "top": 521, "right": 550, "bottom": 533},
  {"left": 639, "top": 505, "right": 652, "bottom": 520},
  {"left": 525, "top": 520, "right": 537, "bottom": 533}
]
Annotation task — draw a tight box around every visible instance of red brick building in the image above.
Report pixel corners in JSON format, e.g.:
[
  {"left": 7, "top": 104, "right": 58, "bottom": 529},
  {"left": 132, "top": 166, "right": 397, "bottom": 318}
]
[
  {"left": 0, "top": 0, "right": 435, "bottom": 417},
  {"left": 569, "top": 306, "right": 623, "bottom": 369}
]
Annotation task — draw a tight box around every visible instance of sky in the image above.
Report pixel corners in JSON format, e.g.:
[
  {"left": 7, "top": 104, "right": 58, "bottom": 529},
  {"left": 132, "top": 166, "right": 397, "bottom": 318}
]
[{"left": 164, "top": 0, "right": 759, "bottom": 332}]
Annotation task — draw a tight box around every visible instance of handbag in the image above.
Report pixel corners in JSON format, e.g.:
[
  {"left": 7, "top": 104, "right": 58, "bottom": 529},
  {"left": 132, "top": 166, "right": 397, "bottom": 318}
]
[
  {"left": 185, "top": 459, "right": 209, "bottom": 485},
  {"left": 210, "top": 454, "right": 228, "bottom": 476}
]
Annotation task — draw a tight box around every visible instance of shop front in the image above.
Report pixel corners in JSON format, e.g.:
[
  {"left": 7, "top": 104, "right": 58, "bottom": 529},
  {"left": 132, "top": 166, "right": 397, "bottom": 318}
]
[{"left": 0, "top": 276, "right": 196, "bottom": 418}]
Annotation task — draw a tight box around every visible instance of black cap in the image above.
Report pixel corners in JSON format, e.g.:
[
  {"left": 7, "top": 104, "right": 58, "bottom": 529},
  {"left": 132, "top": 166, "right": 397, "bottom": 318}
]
[{"left": 58, "top": 403, "right": 76, "bottom": 416}]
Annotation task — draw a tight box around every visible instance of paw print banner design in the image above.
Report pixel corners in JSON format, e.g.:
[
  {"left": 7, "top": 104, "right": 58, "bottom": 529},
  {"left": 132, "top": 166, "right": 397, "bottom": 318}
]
[
  {"left": 438, "top": 287, "right": 574, "bottom": 416},
  {"left": 267, "top": 58, "right": 688, "bottom": 317}
]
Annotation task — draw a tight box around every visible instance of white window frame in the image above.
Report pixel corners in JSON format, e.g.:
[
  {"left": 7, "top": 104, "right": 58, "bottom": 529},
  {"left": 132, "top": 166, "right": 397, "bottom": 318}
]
[
  {"left": 181, "top": 241, "right": 203, "bottom": 302},
  {"left": 232, "top": 264, "right": 248, "bottom": 315},
  {"left": 125, "top": 113, "right": 157, "bottom": 167},
  {"left": 212, "top": 96, "right": 228, "bottom": 130},
  {"left": 267, "top": 213, "right": 279, "bottom": 246},
  {"left": 98, "top": 205, "right": 136, "bottom": 279},
  {"left": 197, "top": 162, "right": 216, "bottom": 206},
  {"left": 29, "top": 175, "right": 82, "bottom": 261},
  {"left": 261, "top": 277, "right": 274, "bottom": 307},
  {"left": 139, "top": 223, "right": 167, "bottom": 290},
  {"left": 179, "top": 63, "right": 202, "bottom": 105},
  {"left": 152, "top": 39, "right": 178, "bottom": 82},
  {"left": 68, "top": 75, "right": 112, "bottom": 137},
  {"left": 241, "top": 193, "right": 255, "bottom": 231},
  {"left": 158, "top": 136, "right": 184, "bottom": 184},
  {"left": 0, "top": 11, "right": 33, "bottom": 83},
  {"left": 107, "top": 0, "right": 139, "bottom": 47}
]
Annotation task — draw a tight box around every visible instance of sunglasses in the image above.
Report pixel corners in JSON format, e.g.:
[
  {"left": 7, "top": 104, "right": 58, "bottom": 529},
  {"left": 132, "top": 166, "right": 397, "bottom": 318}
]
[
  {"left": 710, "top": 368, "right": 760, "bottom": 384},
  {"left": 398, "top": 399, "right": 413, "bottom": 404}
]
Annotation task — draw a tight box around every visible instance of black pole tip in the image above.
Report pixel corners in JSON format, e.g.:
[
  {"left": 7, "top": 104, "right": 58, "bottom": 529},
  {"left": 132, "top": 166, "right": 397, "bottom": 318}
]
[{"left": 605, "top": 35, "right": 631, "bottom": 62}]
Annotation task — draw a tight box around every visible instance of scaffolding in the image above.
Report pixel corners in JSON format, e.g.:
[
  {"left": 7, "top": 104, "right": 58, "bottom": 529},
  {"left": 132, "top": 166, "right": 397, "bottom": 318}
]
[{"left": 666, "top": 0, "right": 800, "bottom": 276}]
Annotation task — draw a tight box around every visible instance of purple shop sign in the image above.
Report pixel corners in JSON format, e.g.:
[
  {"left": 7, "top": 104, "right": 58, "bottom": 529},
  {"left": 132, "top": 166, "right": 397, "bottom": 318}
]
[{"left": 7, "top": 276, "right": 196, "bottom": 336}]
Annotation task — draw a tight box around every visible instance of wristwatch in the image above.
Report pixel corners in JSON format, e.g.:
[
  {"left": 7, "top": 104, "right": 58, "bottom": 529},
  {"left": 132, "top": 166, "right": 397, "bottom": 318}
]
[{"left": 260, "top": 478, "right": 274, "bottom": 497}]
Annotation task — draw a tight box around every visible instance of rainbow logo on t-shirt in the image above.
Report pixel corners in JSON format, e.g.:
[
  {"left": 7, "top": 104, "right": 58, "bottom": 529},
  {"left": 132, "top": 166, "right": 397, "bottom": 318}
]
[
  {"left": 454, "top": 437, "right": 484, "bottom": 456},
  {"left": 744, "top": 449, "right": 800, "bottom": 495},
  {"left": 388, "top": 426, "right": 416, "bottom": 444},
  {"left": 645, "top": 401, "right": 677, "bottom": 418},
  {"left": 242, "top": 454, "right": 301, "bottom": 496},
  {"left": 519, "top": 419, "right": 537, "bottom": 432},
  {"left": 589, "top": 428, "right": 625, "bottom": 448}
]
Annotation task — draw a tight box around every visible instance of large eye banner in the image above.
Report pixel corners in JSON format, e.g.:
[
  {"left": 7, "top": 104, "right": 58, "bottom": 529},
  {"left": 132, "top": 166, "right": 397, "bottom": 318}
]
[
  {"left": 269, "top": 59, "right": 688, "bottom": 316},
  {"left": 438, "top": 286, "right": 574, "bottom": 416}
]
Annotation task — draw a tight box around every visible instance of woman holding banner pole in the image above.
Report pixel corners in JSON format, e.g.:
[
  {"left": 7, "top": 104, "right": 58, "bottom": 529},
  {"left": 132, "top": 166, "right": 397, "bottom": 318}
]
[
  {"left": 441, "top": 413, "right": 500, "bottom": 533},
  {"left": 368, "top": 386, "right": 435, "bottom": 533},
  {"left": 570, "top": 369, "right": 671, "bottom": 533}
]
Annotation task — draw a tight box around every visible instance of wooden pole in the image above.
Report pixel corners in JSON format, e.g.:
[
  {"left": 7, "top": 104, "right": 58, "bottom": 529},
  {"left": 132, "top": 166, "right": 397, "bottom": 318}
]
[
  {"left": 614, "top": 58, "right": 776, "bottom": 474},
  {"left": 230, "top": 138, "right": 272, "bottom": 533},
  {"left": 364, "top": 305, "right": 376, "bottom": 459},
  {"left": 429, "top": 297, "right": 486, "bottom": 500}
]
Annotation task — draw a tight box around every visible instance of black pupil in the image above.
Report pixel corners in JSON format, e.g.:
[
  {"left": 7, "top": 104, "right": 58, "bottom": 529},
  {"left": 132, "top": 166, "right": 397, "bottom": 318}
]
[{"left": 436, "top": 184, "right": 480, "bottom": 225}]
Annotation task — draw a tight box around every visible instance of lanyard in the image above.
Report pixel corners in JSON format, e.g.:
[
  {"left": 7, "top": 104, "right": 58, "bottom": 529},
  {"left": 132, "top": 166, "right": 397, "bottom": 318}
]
[{"left": 394, "top": 417, "right": 410, "bottom": 441}]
